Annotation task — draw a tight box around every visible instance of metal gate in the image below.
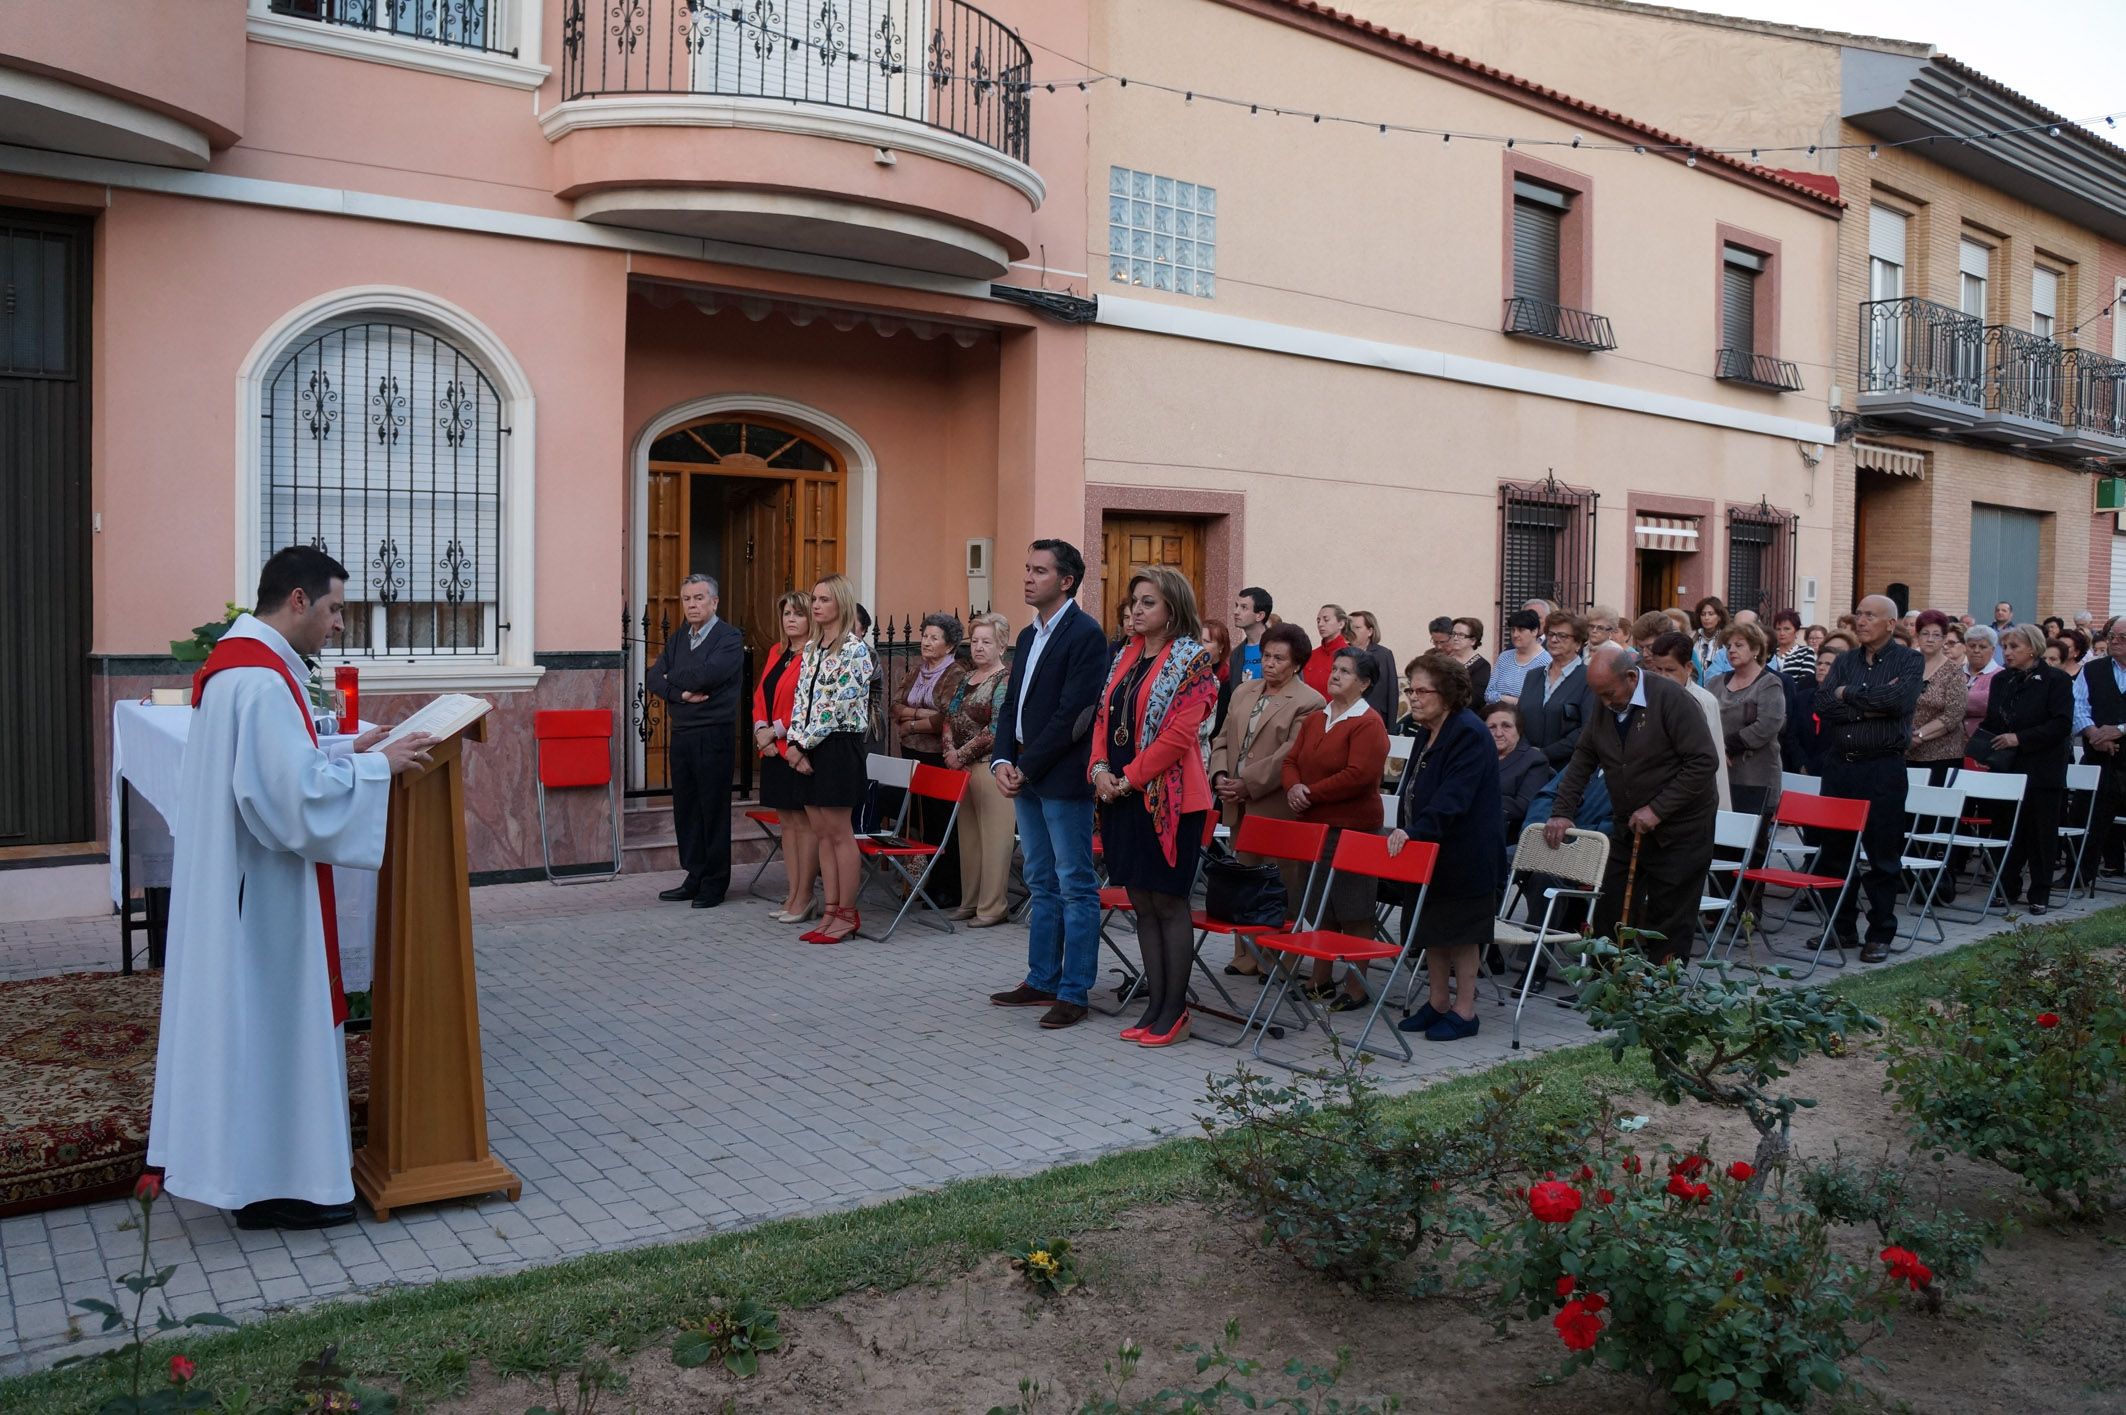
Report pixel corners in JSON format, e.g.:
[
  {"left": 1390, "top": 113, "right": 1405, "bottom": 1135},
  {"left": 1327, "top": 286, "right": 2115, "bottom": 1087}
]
[
  {"left": 1724, "top": 500, "right": 1799, "bottom": 621},
  {"left": 0, "top": 211, "right": 93, "bottom": 846},
  {"left": 1496, "top": 475, "right": 1598, "bottom": 639}
]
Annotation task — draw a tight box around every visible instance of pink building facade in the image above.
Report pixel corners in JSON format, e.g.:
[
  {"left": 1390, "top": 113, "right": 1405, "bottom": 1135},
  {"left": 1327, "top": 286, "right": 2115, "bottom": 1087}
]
[{"left": 0, "top": 0, "right": 1090, "bottom": 875}]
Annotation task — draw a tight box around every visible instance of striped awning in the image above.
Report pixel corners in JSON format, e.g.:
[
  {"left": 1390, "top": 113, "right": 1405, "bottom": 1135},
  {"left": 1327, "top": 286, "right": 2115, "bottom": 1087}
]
[
  {"left": 1855, "top": 441, "right": 1927, "bottom": 479},
  {"left": 1634, "top": 515, "right": 1700, "bottom": 551}
]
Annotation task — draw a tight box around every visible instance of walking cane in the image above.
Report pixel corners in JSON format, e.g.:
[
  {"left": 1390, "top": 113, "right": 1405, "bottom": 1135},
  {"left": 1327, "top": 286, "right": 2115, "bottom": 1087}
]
[{"left": 1618, "top": 830, "right": 1645, "bottom": 934}]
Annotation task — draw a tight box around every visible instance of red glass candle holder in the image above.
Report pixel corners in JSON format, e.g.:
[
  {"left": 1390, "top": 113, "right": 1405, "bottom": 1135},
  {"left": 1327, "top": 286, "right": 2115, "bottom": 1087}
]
[{"left": 335, "top": 665, "right": 359, "bottom": 733}]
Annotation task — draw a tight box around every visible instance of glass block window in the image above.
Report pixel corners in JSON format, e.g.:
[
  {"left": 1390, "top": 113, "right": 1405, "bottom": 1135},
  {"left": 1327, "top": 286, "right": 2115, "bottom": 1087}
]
[{"left": 1106, "top": 166, "right": 1217, "bottom": 298}]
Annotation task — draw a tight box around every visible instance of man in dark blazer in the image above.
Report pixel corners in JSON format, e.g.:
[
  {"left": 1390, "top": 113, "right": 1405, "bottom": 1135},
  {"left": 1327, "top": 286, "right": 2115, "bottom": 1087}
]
[
  {"left": 647, "top": 574, "right": 746, "bottom": 908},
  {"left": 986, "top": 540, "right": 1110, "bottom": 1029},
  {"left": 1546, "top": 645, "right": 1719, "bottom": 963},
  {"left": 1516, "top": 611, "right": 1595, "bottom": 769}
]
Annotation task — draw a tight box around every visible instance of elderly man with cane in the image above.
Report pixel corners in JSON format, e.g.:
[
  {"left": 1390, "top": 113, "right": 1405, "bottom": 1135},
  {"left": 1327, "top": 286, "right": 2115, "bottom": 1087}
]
[{"left": 1545, "top": 645, "right": 1721, "bottom": 963}]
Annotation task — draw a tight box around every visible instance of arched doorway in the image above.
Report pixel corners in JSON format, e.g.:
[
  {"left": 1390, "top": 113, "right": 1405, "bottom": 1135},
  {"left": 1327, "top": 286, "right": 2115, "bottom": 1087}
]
[{"left": 645, "top": 414, "right": 848, "bottom": 656}]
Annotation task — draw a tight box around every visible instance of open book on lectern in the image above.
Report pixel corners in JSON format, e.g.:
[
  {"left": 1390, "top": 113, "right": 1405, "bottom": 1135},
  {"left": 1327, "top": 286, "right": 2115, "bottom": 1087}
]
[{"left": 375, "top": 693, "right": 493, "bottom": 748}]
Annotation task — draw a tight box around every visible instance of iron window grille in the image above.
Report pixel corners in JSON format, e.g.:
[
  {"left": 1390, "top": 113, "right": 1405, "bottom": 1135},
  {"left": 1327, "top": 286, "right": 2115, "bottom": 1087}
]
[
  {"left": 261, "top": 318, "right": 507, "bottom": 659},
  {"left": 561, "top": 0, "right": 1032, "bottom": 163},
  {"left": 1496, "top": 476, "right": 1599, "bottom": 640},
  {"left": 1724, "top": 501, "right": 1798, "bottom": 622},
  {"left": 1502, "top": 297, "right": 1618, "bottom": 352},
  {"left": 1714, "top": 348, "right": 1804, "bottom": 392},
  {"left": 266, "top": 0, "right": 516, "bottom": 56}
]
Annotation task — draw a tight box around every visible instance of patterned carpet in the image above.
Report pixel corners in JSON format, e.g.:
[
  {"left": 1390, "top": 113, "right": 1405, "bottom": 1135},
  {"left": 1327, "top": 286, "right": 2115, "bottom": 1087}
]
[{"left": 0, "top": 971, "right": 368, "bottom": 1218}]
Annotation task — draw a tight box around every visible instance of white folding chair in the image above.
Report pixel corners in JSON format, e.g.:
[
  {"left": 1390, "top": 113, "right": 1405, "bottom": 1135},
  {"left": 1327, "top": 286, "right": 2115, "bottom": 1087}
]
[
  {"left": 1907, "top": 770, "right": 2026, "bottom": 922},
  {"left": 1895, "top": 784, "right": 1966, "bottom": 947},
  {"left": 1906, "top": 766, "right": 1933, "bottom": 792},
  {"left": 1491, "top": 825, "right": 1610, "bottom": 1049},
  {"left": 1695, "top": 809, "right": 1764, "bottom": 966},
  {"left": 2060, "top": 763, "right": 2103, "bottom": 899}
]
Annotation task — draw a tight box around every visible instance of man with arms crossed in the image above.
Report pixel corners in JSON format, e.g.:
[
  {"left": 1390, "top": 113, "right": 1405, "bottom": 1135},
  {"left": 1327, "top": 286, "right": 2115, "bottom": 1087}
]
[{"left": 987, "top": 540, "right": 1110, "bottom": 1029}]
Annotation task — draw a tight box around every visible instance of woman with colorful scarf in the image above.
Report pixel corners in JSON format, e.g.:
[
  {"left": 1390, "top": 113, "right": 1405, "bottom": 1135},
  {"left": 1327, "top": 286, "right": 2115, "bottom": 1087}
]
[{"left": 1090, "top": 566, "right": 1219, "bottom": 1049}]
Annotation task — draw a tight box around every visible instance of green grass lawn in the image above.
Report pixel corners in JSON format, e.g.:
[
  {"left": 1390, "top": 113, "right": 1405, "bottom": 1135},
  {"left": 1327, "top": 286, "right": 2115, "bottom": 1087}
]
[{"left": 8, "top": 908, "right": 2119, "bottom": 1413}]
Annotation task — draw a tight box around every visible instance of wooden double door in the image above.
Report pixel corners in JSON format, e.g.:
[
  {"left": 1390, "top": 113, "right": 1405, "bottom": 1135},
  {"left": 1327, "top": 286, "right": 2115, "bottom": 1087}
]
[{"left": 1100, "top": 515, "right": 1206, "bottom": 634}]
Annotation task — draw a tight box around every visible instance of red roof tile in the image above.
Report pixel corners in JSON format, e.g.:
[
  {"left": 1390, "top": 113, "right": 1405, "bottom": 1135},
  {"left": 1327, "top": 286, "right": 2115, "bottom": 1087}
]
[{"left": 1241, "top": 0, "right": 1847, "bottom": 210}]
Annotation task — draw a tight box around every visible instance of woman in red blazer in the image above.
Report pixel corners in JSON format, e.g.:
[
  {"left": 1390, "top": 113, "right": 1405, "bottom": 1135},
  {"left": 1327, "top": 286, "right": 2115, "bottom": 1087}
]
[
  {"left": 1282, "top": 647, "right": 1393, "bottom": 1008},
  {"left": 1091, "top": 567, "right": 1218, "bottom": 1048},
  {"left": 751, "top": 592, "right": 817, "bottom": 923}
]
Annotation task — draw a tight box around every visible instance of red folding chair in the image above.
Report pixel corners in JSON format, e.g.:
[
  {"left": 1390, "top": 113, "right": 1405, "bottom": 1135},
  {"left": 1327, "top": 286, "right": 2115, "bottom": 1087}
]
[
  {"left": 743, "top": 807, "right": 784, "bottom": 900},
  {"left": 533, "top": 709, "right": 621, "bottom": 885},
  {"left": 1189, "top": 816, "right": 1330, "bottom": 1044},
  {"left": 1094, "top": 814, "right": 1220, "bottom": 1017},
  {"left": 1729, "top": 791, "right": 1870, "bottom": 978},
  {"left": 1252, "top": 831, "right": 1439, "bottom": 1070},
  {"left": 855, "top": 762, "right": 969, "bottom": 941}
]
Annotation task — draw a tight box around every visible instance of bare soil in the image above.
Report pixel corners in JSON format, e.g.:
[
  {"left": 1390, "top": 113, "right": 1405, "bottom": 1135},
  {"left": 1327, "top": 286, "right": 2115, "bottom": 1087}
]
[{"left": 442, "top": 1052, "right": 2126, "bottom": 1414}]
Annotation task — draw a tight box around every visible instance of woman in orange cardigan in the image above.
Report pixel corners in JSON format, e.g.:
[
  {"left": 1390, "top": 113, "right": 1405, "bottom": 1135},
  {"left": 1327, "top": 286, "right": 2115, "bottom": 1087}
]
[
  {"left": 1282, "top": 647, "right": 1393, "bottom": 1009},
  {"left": 1091, "top": 566, "right": 1218, "bottom": 1048},
  {"left": 751, "top": 591, "right": 817, "bottom": 923}
]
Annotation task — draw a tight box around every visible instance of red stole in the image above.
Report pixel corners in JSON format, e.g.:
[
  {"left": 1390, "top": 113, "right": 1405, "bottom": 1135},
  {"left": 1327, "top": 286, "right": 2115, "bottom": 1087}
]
[{"left": 192, "top": 638, "right": 349, "bottom": 1026}]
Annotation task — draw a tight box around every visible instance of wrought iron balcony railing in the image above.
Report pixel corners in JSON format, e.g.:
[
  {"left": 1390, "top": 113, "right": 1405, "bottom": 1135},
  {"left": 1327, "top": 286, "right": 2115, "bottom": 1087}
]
[
  {"left": 1858, "top": 296, "right": 1984, "bottom": 407},
  {"left": 2064, "top": 348, "right": 2126, "bottom": 441},
  {"left": 1501, "top": 296, "right": 1618, "bottom": 352},
  {"left": 1714, "top": 347, "right": 1804, "bottom": 392},
  {"left": 267, "top": 0, "right": 515, "bottom": 56},
  {"left": 561, "top": 0, "right": 1032, "bottom": 163},
  {"left": 1983, "top": 324, "right": 2066, "bottom": 426}
]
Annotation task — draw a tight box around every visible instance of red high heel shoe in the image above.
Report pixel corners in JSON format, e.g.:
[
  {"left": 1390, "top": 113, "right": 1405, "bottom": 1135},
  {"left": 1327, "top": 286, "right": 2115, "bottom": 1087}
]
[
  {"left": 1120, "top": 1021, "right": 1151, "bottom": 1041},
  {"left": 803, "top": 906, "right": 859, "bottom": 945},
  {"left": 1137, "top": 1011, "right": 1191, "bottom": 1047}
]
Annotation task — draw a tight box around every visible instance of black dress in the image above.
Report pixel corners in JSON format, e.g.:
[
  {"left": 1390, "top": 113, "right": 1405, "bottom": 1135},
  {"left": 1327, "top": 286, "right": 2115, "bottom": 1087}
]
[
  {"left": 1099, "top": 653, "right": 1206, "bottom": 896},
  {"left": 756, "top": 649, "right": 805, "bottom": 811}
]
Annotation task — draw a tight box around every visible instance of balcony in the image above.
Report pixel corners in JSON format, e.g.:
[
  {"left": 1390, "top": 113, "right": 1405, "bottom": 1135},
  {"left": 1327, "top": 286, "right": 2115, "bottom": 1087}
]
[
  {"left": 2052, "top": 349, "right": 2126, "bottom": 458},
  {"left": 1714, "top": 347, "right": 1804, "bottom": 393},
  {"left": 1968, "top": 324, "right": 2066, "bottom": 445},
  {"left": 1501, "top": 297, "right": 1617, "bottom": 352},
  {"left": 264, "top": 1, "right": 516, "bottom": 55},
  {"left": 542, "top": 0, "right": 1041, "bottom": 278},
  {"left": 0, "top": 0, "right": 245, "bottom": 167},
  {"left": 1856, "top": 296, "right": 1984, "bottom": 429}
]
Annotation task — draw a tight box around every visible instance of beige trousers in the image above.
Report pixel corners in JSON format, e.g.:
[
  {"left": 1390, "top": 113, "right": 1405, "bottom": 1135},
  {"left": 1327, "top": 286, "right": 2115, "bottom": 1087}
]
[{"left": 956, "top": 759, "right": 1017, "bottom": 920}]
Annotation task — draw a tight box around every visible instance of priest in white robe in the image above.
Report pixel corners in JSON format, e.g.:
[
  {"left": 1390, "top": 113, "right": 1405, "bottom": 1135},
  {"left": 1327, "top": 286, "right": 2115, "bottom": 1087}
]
[{"left": 147, "top": 546, "right": 434, "bottom": 1230}]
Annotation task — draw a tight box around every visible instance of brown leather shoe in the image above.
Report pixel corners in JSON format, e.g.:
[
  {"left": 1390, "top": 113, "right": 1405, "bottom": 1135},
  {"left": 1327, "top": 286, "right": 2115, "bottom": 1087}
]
[
  {"left": 989, "top": 983, "right": 1057, "bottom": 1008},
  {"left": 1037, "top": 1002, "right": 1089, "bottom": 1030}
]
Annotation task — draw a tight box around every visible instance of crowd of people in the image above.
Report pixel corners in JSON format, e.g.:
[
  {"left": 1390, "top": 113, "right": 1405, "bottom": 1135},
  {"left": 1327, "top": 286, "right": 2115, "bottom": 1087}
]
[{"left": 648, "top": 547, "right": 2126, "bottom": 1048}]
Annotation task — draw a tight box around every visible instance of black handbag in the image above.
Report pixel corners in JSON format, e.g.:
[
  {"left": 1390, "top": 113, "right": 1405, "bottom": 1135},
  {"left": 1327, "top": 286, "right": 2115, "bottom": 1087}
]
[
  {"left": 1201, "top": 848, "right": 1289, "bottom": 927},
  {"left": 1966, "top": 727, "right": 2017, "bottom": 774}
]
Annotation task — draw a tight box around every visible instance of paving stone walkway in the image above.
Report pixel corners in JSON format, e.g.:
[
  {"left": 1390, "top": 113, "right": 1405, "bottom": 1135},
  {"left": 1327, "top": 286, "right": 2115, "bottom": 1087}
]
[{"left": 1, "top": 866, "right": 2103, "bottom": 1374}]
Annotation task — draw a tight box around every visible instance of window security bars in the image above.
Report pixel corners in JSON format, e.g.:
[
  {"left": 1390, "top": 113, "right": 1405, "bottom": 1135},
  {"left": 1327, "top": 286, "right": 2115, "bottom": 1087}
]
[
  {"left": 262, "top": 320, "right": 507, "bottom": 658},
  {"left": 267, "top": 0, "right": 514, "bottom": 56},
  {"left": 1501, "top": 297, "right": 1618, "bottom": 352},
  {"left": 1714, "top": 347, "right": 1804, "bottom": 392},
  {"left": 1495, "top": 477, "right": 1598, "bottom": 642},
  {"left": 561, "top": 0, "right": 1031, "bottom": 162},
  {"left": 1725, "top": 503, "right": 1798, "bottom": 623}
]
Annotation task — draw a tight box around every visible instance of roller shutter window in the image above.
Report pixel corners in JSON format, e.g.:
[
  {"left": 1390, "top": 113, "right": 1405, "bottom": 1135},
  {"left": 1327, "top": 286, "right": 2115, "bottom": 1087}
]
[
  {"left": 1722, "top": 246, "right": 1762, "bottom": 355},
  {"left": 1512, "top": 180, "right": 1567, "bottom": 307},
  {"left": 2032, "top": 266, "right": 2059, "bottom": 339}
]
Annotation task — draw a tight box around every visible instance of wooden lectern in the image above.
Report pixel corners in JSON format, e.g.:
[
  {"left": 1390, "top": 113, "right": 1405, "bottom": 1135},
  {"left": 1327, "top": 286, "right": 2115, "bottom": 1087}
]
[{"left": 354, "top": 717, "right": 521, "bottom": 1220}]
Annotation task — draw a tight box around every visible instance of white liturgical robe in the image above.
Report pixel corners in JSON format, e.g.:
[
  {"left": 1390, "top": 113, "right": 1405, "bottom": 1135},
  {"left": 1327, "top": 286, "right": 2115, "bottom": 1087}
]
[{"left": 146, "top": 616, "right": 393, "bottom": 1210}]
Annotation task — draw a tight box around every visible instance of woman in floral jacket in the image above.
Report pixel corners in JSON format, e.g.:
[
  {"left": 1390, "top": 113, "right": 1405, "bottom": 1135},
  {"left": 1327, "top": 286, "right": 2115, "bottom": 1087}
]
[{"left": 786, "top": 574, "right": 875, "bottom": 943}]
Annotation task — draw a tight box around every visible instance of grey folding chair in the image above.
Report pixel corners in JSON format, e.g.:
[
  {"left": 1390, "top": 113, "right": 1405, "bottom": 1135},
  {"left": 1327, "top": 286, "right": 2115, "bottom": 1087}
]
[{"left": 1492, "top": 825, "right": 1610, "bottom": 1049}]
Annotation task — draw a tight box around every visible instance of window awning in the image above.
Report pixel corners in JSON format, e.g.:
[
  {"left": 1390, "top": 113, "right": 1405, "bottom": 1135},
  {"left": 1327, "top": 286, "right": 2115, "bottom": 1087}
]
[
  {"left": 1635, "top": 516, "right": 1700, "bottom": 551},
  {"left": 1854, "top": 441, "right": 1927, "bottom": 479}
]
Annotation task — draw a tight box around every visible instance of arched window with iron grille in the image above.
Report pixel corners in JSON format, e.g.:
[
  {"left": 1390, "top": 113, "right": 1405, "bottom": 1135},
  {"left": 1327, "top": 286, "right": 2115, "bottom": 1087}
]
[
  {"left": 1496, "top": 475, "right": 1599, "bottom": 639},
  {"left": 1725, "top": 500, "right": 1799, "bottom": 621},
  {"left": 260, "top": 317, "right": 507, "bottom": 658}
]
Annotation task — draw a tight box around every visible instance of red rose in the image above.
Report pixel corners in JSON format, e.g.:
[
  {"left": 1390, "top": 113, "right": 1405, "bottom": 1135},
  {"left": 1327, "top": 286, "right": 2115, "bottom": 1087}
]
[
  {"left": 1556, "top": 1275, "right": 1576, "bottom": 1298},
  {"left": 1596, "top": 1188, "right": 1616, "bottom": 1205},
  {"left": 1673, "top": 1154, "right": 1708, "bottom": 1178},
  {"left": 1529, "top": 1180, "right": 1585, "bottom": 1224},
  {"left": 1727, "top": 1162, "right": 1755, "bottom": 1182},
  {"left": 1577, "top": 1164, "right": 1595, "bottom": 1181},
  {"left": 1733, "top": 1269, "right": 1747, "bottom": 1283},
  {"left": 1553, "top": 1299, "right": 1603, "bottom": 1352},
  {"left": 2036, "top": 1012, "right": 2061, "bottom": 1029},
  {"left": 1581, "top": 1293, "right": 1607, "bottom": 1314},
  {"left": 169, "top": 1355, "right": 196, "bottom": 1384},
  {"left": 134, "top": 1173, "right": 162, "bottom": 1204},
  {"left": 1622, "top": 1155, "right": 1642, "bottom": 1175},
  {"left": 1665, "top": 1171, "right": 1711, "bottom": 1202},
  {"left": 1879, "top": 1246, "right": 1932, "bottom": 1289}
]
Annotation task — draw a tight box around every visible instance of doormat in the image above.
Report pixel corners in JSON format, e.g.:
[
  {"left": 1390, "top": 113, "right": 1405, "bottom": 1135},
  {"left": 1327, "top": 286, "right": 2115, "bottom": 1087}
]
[{"left": 0, "top": 971, "right": 369, "bottom": 1218}]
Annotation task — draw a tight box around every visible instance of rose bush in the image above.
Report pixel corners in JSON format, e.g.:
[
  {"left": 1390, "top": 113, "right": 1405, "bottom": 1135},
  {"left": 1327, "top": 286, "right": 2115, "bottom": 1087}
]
[{"left": 1884, "top": 933, "right": 2126, "bottom": 1214}]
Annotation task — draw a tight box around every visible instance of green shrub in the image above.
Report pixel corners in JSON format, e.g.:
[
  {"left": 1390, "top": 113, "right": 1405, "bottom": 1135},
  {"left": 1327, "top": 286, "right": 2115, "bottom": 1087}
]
[
  {"left": 1882, "top": 932, "right": 2126, "bottom": 1214},
  {"left": 1795, "top": 1151, "right": 2004, "bottom": 1310}
]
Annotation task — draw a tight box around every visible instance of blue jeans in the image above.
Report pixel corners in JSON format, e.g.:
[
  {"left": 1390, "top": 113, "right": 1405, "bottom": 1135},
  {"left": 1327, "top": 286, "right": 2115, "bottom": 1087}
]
[{"left": 1015, "top": 791, "right": 1100, "bottom": 1005}]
